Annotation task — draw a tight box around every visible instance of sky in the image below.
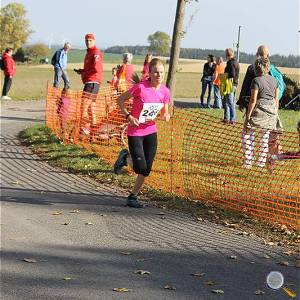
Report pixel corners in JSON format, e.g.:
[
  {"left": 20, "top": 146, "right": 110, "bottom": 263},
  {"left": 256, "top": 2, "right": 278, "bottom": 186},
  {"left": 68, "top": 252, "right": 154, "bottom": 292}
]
[{"left": 2, "top": 0, "right": 300, "bottom": 56}]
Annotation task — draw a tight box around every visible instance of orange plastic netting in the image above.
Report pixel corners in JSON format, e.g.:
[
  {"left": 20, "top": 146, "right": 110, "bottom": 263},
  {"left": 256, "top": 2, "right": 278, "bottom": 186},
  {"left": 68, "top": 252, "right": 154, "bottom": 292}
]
[{"left": 46, "top": 86, "right": 300, "bottom": 229}]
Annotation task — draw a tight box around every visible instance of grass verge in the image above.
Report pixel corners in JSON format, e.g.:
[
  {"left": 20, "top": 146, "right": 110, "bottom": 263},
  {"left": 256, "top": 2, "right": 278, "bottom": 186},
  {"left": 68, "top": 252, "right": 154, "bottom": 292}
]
[{"left": 19, "top": 124, "right": 300, "bottom": 251}]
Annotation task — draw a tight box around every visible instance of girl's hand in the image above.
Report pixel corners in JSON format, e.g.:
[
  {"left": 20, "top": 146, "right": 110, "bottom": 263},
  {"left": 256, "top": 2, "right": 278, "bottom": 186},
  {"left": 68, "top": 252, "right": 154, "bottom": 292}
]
[
  {"left": 160, "top": 113, "right": 171, "bottom": 122},
  {"left": 128, "top": 115, "right": 139, "bottom": 127}
]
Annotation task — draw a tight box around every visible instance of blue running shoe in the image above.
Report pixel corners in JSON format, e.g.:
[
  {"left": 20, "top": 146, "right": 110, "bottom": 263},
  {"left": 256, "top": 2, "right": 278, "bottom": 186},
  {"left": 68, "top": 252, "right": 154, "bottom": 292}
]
[
  {"left": 126, "top": 193, "right": 144, "bottom": 208},
  {"left": 113, "top": 149, "right": 129, "bottom": 175}
]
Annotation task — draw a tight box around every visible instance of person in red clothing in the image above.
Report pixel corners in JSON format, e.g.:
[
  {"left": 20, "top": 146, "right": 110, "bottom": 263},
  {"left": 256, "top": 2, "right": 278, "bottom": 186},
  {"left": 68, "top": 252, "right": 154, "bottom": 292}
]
[
  {"left": 1, "top": 48, "right": 16, "bottom": 100},
  {"left": 74, "top": 33, "right": 103, "bottom": 134}
]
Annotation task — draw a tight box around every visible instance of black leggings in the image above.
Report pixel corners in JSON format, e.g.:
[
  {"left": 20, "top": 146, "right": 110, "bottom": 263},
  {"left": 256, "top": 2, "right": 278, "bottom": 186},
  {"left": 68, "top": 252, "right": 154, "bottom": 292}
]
[{"left": 128, "top": 133, "right": 157, "bottom": 177}]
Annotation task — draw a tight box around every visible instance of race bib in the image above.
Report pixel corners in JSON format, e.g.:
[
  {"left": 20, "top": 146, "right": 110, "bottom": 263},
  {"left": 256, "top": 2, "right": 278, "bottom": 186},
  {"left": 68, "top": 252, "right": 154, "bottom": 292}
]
[{"left": 138, "top": 103, "right": 164, "bottom": 123}]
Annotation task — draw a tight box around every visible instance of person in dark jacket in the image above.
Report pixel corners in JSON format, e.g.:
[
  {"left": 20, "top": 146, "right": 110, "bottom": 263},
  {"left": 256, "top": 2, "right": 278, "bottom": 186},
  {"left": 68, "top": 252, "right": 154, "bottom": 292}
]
[
  {"left": 199, "top": 54, "right": 216, "bottom": 108},
  {"left": 1, "top": 48, "right": 16, "bottom": 100},
  {"left": 222, "top": 48, "right": 239, "bottom": 124}
]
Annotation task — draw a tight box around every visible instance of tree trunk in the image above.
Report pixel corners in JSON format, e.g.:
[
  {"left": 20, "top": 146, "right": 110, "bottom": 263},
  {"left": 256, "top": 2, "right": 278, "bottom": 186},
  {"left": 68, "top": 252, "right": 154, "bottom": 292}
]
[{"left": 166, "top": 0, "right": 186, "bottom": 102}]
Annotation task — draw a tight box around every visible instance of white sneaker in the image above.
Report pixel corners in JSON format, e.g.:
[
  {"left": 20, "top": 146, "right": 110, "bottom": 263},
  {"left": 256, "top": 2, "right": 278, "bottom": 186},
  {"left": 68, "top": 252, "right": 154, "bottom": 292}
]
[{"left": 1, "top": 95, "right": 11, "bottom": 100}]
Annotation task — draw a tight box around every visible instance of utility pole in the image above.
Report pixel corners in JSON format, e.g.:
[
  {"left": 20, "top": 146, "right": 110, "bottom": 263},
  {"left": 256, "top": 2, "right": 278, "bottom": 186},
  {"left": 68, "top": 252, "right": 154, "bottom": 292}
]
[{"left": 236, "top": 25, "right": 242, "bottom": 62}]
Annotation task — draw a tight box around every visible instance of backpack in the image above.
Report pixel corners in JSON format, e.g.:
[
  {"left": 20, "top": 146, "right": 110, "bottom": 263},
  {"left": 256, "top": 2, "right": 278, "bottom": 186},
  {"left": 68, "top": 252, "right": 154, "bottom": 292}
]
[
  {"left": 269, "top": 64, "right": 285, "bottom": 100},
  {"left": 0, "top": 56, "right": 5, "bottom": 70},
  {"left": 51, "top": 49, "right": 62, "bottom": 66}
]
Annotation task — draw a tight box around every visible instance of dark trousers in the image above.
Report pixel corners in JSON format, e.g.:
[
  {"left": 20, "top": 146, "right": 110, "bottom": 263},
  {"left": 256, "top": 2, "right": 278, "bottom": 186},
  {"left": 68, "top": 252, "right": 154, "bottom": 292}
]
[
  {"left": 2, "top": 76, "right": 12, "bottom": 96},
  {"left": 128, "top": 133, "right": 157, "bottom": 177},
  {"left": 200, "top": 80, "right": 213, "bottom": 107}
]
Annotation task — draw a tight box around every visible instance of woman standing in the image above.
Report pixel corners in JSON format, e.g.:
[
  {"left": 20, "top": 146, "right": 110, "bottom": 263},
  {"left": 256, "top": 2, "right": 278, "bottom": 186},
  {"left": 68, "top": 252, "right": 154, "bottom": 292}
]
[
  {"left": 243, "top": 57, "right": 282, "bottom": 168},
  {"left": 114, "top": 58, "right": 171, "bottom": 208},
  {"left": 200, "top": 54, "right": 215, "bottom": 108}
]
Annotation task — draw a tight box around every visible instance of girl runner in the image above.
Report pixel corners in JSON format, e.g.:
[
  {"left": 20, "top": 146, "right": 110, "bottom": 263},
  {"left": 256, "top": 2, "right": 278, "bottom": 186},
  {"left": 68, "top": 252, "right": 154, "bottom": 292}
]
[{"left": 114, "top": 58, "right": 170, "bottom": 208}]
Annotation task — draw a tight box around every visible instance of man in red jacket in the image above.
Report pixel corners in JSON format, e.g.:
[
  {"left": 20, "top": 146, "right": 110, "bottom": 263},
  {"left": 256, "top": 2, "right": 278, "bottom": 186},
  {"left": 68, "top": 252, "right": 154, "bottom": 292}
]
[
  {"left": 1, "top": 48, "right": 16, "bottom": 100},
  {"left": 74, "top": 33, "right": 103, "bottom": 136}
]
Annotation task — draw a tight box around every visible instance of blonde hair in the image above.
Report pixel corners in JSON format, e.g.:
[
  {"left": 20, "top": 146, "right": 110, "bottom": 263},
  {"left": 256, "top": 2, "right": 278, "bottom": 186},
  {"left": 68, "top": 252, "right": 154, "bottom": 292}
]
[
  {"left": 225, "top": 48, "right": 234, "bottom": 58},
  {"left": 149, "top": 58, "right": 164, "bottom": 73},
  {"left": 255, "top": 57, "right": 270, "bottom": 75}
]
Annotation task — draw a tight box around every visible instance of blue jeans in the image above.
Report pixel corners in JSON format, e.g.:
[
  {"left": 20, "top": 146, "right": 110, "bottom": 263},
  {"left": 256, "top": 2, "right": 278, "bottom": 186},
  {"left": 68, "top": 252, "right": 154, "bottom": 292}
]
[
  {"left": 200, "top": 80, "right": 213, "bottom": 107},
  {"left": 223, "top": 86, "right": 237, "bottom": 122},
  {"left": 213, "top": 85, "right": 222, "bottom": 108},
  {"left": 53, "top": 67, "right": 69, "bottom": 88}
]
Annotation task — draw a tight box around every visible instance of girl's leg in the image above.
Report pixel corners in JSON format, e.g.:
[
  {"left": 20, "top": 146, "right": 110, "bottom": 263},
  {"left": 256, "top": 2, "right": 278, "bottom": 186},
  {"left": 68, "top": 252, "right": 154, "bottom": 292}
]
[
  {"left": 242, "top": 129, "right": 255, "bottom": 167},
  {"left": 257, "top": 130, "right": 270, "bottom": 167},
  {"left": 132, "top": 174, "right": 146, "bottom": 195}
]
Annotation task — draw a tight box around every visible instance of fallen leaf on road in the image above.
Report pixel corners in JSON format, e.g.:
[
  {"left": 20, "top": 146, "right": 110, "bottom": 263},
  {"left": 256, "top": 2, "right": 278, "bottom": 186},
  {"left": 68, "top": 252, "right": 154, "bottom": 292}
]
[
  {"left": 23, "top": 258, "right": 37, "bottom": 263},
  {"left": 206, "top": 281, "right": 215, "bottom": 286},
  {"left": 134, "top": 270, "right": 151, "bottom": 275},
  {"left": 190, "top": 272, "right": 205, "bottom": 277},
  {"left": 219, "top": 230, "right": 230, "bottom": 234},
  {"left": 120, "top": 251, "right": 132, "bottom": 255},
  {"left": 263, "top": 254, "right": 270, "bottom": 259},
  {"left": 278, "top": 261, "right": 290, "bottom": 266},
  {"left": 211, "top": 289, "right": 224, "bottom": 294},
  {"left": 85, "top": 222, "right": 93, "bottom": 225},
  {"left": 137, "top": 258, "right": 152, "bottom": 262},
  {"left": 113, "top": 288, "right": 131, "bottom": 292},
  {"left": 229, "top": 255, "right": 237, "bottom": 260},
  {"left": 254, "top": 289, "right": 265, "bottom": 295},
  {"left": 70, "top": 209, "right": 80, "bottom": 213},
  {"left": 11, "top": 181, "right": 20, "bottom": 185},
  {"left": 282, "top": 287, "right": 297, "bottom": 298},
  {"left": 52, "top": 212, "right": 63, "bottom": 215},
  {"left": 63, "top": 277, "right": 72, "bottom": 280},
  {"left": 164, "top": 285, "right": 176, "bottom": 290}
]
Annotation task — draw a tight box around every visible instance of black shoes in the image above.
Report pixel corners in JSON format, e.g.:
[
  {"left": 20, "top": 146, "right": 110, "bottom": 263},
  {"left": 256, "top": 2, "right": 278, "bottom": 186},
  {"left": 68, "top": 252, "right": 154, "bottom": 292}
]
[
  {"left": 113, "top": 149, "right": 129, "bottom": 175},
  {"left": 126, "top": 193, "right": 144, "bottom": 208}
]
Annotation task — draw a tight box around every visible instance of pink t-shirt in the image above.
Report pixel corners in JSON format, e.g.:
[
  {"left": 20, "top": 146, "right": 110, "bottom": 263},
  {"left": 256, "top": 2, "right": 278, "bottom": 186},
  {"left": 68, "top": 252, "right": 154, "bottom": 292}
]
[{"left": 127, "top": 80, "right": 170, "bottom": 136}]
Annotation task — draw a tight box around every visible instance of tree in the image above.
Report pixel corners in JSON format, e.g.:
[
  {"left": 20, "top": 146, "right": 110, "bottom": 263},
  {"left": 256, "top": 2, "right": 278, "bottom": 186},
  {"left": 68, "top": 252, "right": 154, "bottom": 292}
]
[
  {"left": 0, "top": 2, "right": 33, "bottom": 52},
  {"left": 25, "top": 43, "right": 49, "bottom": 62},
  {"left": 166, "top": 0, "right": 198, "bottom": 98},
  {"left": 147, "top": 31, "right": 171, "bottom": 56}
]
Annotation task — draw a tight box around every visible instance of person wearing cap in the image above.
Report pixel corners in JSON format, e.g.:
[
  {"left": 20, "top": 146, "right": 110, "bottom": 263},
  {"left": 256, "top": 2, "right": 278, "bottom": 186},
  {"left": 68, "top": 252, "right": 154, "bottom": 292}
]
[
  {"left": 116, "top": 52, "right": 135, "bottom": 92},
  {"left": 74, "top": 33, "right": 103, "bottom": 135}
]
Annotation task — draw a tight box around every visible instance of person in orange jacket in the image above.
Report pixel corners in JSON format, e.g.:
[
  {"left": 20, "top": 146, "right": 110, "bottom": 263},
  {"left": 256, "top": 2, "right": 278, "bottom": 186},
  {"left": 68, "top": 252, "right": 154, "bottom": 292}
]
[
  {"left": 74, "top": 33, "right": 103, "bottom": 136},
  {"left": 1, "top": 48, "right": 16, "bottom": 100}
]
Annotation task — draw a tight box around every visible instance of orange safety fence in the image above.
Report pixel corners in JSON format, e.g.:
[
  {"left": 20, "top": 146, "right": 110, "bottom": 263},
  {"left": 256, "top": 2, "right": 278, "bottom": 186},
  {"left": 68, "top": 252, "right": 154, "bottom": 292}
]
[{"left": 46, "top": 86, "right": 300, "bottom": 229}]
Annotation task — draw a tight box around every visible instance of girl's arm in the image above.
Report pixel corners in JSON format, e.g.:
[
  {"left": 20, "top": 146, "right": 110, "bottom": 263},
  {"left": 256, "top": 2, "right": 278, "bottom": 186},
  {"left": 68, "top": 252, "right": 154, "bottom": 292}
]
[
  {"left": 117, "top": 91, "right": 139, "bottom": 127},
  {"left": 246, "top": 88, "right": 258, "bottom": 121},
  {"left": 160, "top": 103, "right": 171, "bottom": 122}
]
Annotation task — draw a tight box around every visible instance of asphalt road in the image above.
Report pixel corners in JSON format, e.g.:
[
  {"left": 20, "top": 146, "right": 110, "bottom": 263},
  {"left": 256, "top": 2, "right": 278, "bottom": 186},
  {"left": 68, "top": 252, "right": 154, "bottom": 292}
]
[{"left": 1, "top": 100, "right": 299, "bottom": 300}]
